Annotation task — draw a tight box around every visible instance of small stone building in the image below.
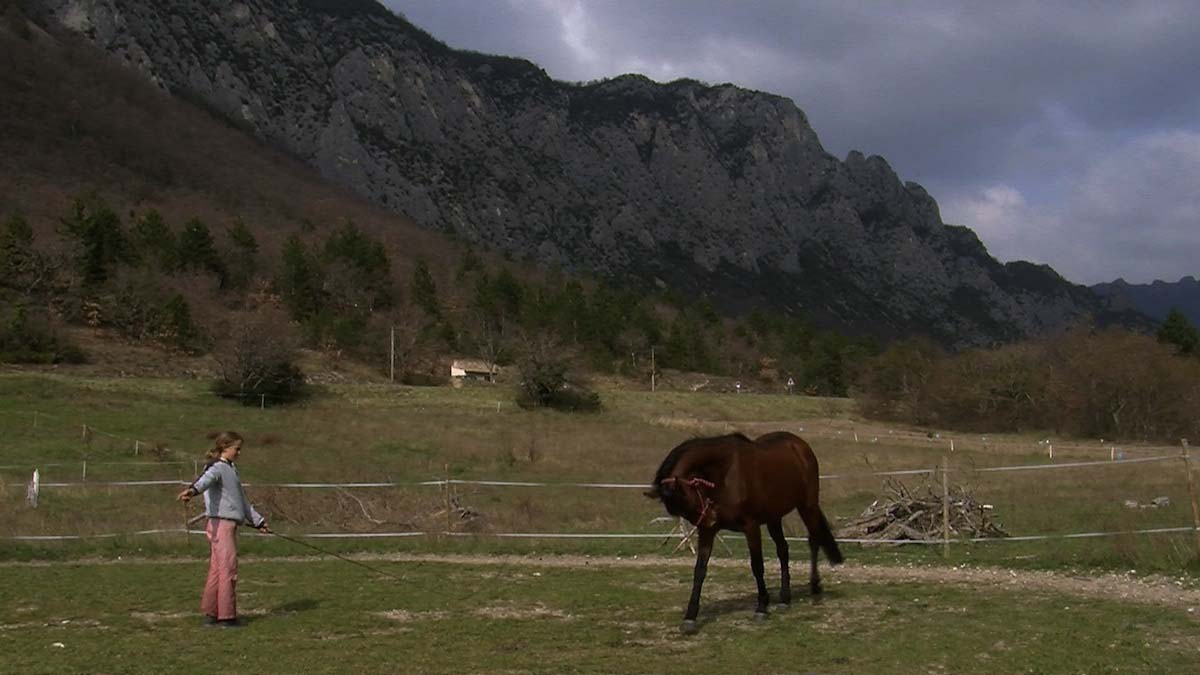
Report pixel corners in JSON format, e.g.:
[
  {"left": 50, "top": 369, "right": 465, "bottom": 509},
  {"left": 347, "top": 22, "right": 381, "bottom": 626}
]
[{"left": 449, "top": 358, "right": 497, "bottom": 385}]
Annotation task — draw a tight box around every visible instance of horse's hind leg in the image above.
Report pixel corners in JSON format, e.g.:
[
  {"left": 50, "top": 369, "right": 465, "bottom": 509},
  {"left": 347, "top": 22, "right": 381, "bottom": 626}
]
[
  {"left": 681, "top": 527, "right": 717, "bottom": 634},
  {"left": 798, "top": 509, "right": 823, "bottom": 597},
  {"left": 745, "top": 526, "right": 770, "bottom": 618},
  {"left": 766, "top": 520, "right": 791, "bottom": 606}
]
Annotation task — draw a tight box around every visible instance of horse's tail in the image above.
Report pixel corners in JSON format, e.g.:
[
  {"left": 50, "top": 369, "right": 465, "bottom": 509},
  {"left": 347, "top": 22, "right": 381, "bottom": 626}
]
[{"left": 814, "top": 508, "right": 844, "bottom": 565}]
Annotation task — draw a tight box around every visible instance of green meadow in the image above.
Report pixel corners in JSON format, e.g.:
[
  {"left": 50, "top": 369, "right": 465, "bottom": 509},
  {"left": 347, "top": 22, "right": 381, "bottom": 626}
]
[{"left": 2, "top": 557, "right": 1198, "bottom": 675}]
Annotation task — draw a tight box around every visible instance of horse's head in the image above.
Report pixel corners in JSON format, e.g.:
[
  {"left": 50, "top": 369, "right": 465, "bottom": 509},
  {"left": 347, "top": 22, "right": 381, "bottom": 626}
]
[
  {"left": 644, "top": 474, "right": 680, "bottom": 514},
  {"left": 648, "top": 474, "right": 717, "bottom": 526},
  {"left": 649, "top": 437, "right": 728, "bottom": 524}
]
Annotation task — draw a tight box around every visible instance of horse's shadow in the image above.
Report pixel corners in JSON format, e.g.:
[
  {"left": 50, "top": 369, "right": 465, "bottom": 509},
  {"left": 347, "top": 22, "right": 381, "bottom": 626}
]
[{"left": 691, "top": 588, "right": 843, "bottom": 630}]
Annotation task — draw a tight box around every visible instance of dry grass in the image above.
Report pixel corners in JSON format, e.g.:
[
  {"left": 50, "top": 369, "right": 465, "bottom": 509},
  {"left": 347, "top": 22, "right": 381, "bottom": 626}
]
[{"left": 1, "top": 371, "right": 1197, "bottom": 575}]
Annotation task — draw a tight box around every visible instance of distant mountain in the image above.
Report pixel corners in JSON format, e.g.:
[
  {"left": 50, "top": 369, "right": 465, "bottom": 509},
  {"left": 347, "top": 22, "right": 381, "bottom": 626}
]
[
  {"left": 1091, "top": 277, "right": 1200, "bottom": 326},
  {"left": 24, "top": 0, "right": 1150, "bottom": 346}
]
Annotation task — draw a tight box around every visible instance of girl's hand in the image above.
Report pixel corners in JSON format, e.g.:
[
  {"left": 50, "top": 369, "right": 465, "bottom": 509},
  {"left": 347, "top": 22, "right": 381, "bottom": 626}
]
[
  {"left": 257, "top": 523, "right": 271, "bottom": 534},
  {"left": 176, "top": 488, "right": 193, "bottom": 502}
]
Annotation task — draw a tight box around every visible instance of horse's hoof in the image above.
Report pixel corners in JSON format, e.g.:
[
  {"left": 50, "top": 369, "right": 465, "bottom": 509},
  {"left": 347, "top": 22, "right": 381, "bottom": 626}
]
[
  {"left": 680, "top": 620, "right": 699, "bottom": 635},
  {"left": 753, "top": 611, "right": 768, "bottom": 622},
  {"left": 810, "top": 594, "right": 825, "bottom": 606}
]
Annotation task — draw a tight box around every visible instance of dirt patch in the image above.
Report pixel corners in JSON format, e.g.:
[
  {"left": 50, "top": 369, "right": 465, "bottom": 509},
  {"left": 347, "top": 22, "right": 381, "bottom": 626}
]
[
  {"left": 373, "top": 609, "right": 449, "bottom": 622},
  {"left": 130, "top": 611, "right": 191, "bottom": 623},
  {"left": 828, "top": 562, "right": 1200, "bottom": 612},
  {"left": 809, "top": 596, "right": 899, "bottom": 634},
  {"left": 475, "top": 603, "right": 574, "bottom": 621}
]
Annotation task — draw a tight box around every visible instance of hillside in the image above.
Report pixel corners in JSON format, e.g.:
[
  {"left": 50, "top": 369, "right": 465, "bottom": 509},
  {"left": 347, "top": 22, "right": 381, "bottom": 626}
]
[
  {"left": 1, "top": 9, "right": 871, "bottom": 395},
  {"left": 20, "top": 0, "right": 1150, "bottom": 347},
  {"left": 0, "top": 4, "right": 450, "bottom": 275}
]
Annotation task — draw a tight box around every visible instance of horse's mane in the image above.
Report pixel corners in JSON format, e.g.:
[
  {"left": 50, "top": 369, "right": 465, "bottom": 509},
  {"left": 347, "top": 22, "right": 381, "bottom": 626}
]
[{"left": 652, "top": 433, "right": 753, "bottom": 485}]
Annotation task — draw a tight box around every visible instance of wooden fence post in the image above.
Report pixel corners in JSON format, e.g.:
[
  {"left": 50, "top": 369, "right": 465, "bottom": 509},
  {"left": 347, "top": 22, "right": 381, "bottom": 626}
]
[
  {"left": 941, "top": 455, "right": 950, "bottom": 558},
  {"left": 1181, "top": 439, "right": 1200, "bottom": 560},
  {"left": 444, "top": 463, "right": 452, "bottom": 535}
]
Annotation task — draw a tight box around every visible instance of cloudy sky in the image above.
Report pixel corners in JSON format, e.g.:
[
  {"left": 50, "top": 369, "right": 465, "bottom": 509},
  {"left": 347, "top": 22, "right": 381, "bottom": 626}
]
[{"left": 382, "top": 0, "right": 1200, "bottom": 285}]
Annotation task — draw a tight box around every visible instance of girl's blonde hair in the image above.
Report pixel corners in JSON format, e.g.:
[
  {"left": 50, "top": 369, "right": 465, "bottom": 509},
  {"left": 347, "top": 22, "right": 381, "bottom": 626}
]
[{"left": 205, "top": 431, "right": 243, "bottom": 465}]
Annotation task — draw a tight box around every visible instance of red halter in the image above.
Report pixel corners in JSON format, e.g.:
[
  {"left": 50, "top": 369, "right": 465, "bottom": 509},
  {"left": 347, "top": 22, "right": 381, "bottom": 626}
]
[{"left": 660, "top": 476, "right": 717, "bottom": 526}]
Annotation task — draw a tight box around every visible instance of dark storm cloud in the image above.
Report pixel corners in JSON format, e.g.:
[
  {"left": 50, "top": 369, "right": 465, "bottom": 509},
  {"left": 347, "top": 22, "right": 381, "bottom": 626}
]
[{"left": 382, "top": 1, "right": 1200, "bottom": 284}]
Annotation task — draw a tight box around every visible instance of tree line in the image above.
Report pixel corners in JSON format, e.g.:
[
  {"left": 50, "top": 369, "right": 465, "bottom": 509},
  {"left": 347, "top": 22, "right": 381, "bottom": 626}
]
[
  {"left": 856, "top": 320, "right": 1200, "bottom": 443},
  {"left": 0, "top": 194, "right": 872, "bottom": 403},
  {"left": 4, "top": 193, "right": 1195, "bottom": 435}
]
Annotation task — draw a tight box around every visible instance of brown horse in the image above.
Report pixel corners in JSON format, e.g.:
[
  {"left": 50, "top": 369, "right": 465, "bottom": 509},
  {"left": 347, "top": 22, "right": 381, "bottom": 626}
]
[{"left": 645, "top": 431, "right": 843, "bottom": 633}]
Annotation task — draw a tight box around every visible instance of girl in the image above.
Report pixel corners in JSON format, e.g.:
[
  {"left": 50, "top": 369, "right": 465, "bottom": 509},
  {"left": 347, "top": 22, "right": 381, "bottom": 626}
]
[{"left": 176, "top": 431, "right": 269, "bottom": 628}]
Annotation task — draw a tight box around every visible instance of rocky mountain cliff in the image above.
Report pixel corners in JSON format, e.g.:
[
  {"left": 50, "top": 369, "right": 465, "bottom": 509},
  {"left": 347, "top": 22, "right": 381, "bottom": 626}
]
[
  {"left": 1092, "top": 276, "right": 1200, "bottom": 326},
  {"left": 23, "top": 0, "right": 1146, "bottom": 346}
]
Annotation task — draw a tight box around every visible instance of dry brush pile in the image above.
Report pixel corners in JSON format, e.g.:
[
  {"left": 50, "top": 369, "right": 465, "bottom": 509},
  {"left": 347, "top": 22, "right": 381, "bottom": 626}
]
[{"left": 838, "top": 477, "right": 1009, "bottom": 543}]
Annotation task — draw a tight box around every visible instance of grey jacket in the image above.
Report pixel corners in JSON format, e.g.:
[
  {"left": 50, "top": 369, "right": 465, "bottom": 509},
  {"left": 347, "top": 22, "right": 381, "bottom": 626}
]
[{"left": 190, "top": 459, "right": 266, "bottom": 528}]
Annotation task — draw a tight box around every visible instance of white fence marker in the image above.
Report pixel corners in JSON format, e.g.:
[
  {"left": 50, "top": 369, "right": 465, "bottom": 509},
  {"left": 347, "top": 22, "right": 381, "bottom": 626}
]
[{"left": 25, "top": 470, "right": 39, "bottom": 508}]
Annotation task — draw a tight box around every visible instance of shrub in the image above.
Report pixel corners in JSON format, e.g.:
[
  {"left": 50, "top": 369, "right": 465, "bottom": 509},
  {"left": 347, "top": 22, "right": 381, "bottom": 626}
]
[
  {"left": 0, "top": 304, "right": 86, "bottom": 364},
  {"left": 212, "top": 314, "right": 307, "bottom": 406},
  {"left": 514, "top": 337, "right": 601, "bottom": 412}
]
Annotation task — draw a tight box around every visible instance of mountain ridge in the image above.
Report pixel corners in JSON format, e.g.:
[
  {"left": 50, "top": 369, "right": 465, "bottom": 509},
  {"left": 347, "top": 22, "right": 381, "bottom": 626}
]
[
  {"left": 23, "top": 0, "right": 1149, "bottom": 346},
  {"left": 1092, "top": 276, "right": 1200, "bottom": 326}
]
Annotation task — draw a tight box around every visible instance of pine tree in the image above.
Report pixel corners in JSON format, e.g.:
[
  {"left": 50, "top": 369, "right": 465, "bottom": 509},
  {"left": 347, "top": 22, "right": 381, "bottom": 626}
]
[
  {"left": 60, "top": 195, "right": 134, "bottom": 284},
  {"left": 456, "top": 248, "right": 483, "bottom": 280},
  {"left": 1157, "top": 308, "right": 1199, "bottom": 356},
  {"left": 322, "top": 220, "right": 392, "bottom": 309},
  {"left": 279, "top": 234, "right": 323, "bottom": 320},
  {"left": 411, "top": 259, "right": 440, "bottom": 318},
  {"left": 0, "top": 213, "right": 33, "bottom": 286},
  {"left": 225, "top": 218, "right": 259, "bottom": 290},
  {"left": 131, "top": 209, "right": 177, "bottom": 272},
  {"left": 177, "top": 218, "right": 227, "bottom": 285}
]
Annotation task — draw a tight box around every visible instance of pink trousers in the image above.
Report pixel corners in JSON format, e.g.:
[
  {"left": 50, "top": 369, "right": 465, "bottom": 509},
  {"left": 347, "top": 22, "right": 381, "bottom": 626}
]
[{"left": 201, "top": 518, "right": 239, "bottom": 620}]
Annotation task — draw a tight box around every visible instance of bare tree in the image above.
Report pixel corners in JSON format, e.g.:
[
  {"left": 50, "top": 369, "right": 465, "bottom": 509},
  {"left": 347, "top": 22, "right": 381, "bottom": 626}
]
[
  {"left": 379, "top": 307, "right": 426, "bottom": 381},
  {"left": 213, "top": 310, "right": 306, "bottom": 405}
]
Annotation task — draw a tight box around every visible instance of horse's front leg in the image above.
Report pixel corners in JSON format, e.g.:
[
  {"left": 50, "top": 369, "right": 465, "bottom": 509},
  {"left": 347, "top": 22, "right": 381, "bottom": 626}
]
[
  {"left": 682, "top": 526, "right": 716, "bottom": 634},
  {"left": 745, "top": 525, "right": 769, "bottom": 619},
  {"left": 766, "top": 520, "right": 791, "bottom": 606}
]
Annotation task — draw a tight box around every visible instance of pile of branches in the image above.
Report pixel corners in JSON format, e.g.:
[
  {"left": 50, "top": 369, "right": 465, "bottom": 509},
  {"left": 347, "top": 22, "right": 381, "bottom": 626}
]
[{"left": 838, "top": 478, "right": 1009, "bottom": 543}]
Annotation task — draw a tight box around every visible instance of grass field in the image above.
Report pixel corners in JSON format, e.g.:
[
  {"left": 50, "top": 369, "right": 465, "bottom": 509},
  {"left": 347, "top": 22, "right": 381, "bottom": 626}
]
[
  {"left": 2, "top": 373, "right": 1195, "bottom": 575},
  {"left": 4, "top": 372, "right": 1200, "bottom": 672},
  {"left": 2, "top": 556, "right": 1198, "bottom": 674}
]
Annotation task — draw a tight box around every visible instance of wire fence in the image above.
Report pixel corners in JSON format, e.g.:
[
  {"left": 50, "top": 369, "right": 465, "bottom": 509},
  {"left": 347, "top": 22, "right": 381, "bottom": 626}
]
[
  {"left": 1, "top": 451, "right": 1182, "bottom": 490},
  {"left": 4, "top": 408, "right": 1198, "bottom": 550},
  {"left": 6, "top": 525, "right": 1197, "bottom": 544}
]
